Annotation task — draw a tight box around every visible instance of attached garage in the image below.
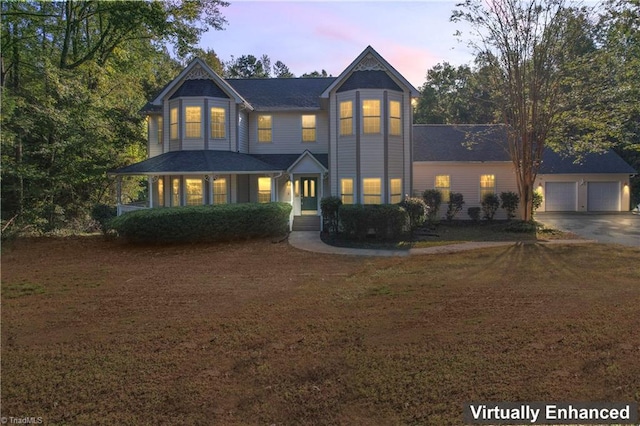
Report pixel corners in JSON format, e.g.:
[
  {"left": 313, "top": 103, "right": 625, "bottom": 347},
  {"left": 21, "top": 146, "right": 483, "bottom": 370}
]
[
  {"left": 545, "top": 182, "right": 577, "bottom": 211},
  {"left": 587, "top": 182, "right": 620, "bottom": 211}
]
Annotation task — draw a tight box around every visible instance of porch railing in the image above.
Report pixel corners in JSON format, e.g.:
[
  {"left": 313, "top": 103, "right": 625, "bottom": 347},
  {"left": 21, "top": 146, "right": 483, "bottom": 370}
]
[{"left": 117, "top": 202, "right": 149, "bottom": 216}]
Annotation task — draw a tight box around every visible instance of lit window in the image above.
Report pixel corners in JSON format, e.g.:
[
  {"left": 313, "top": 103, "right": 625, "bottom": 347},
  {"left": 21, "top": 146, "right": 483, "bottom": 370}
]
[
  {"left": 363, "top": 178, "right": 381, "bottom": 205},
  {"left": 210, "top": 107, "right": 226, "bottom": 139},
  {"left": 340, "top": 101, "right": 353, "bottom": 136},
  {"left": 435, "top": 175, "right": 451, "bottom": 202},
  {"left": 156, "top": 177, "right": 164, "bottom": 207},
  {"left": 185, "top": 178, "right": 203, "bottom": 206},
  {"left": 157, "top": 116, "right": 163, "bottom": 144},
  {"left": 389, "top": 100, "right": 401, "bottom": 136},
  {"left": 185, "top": 106, "right": 202, "bottom": 138},
  {"left": 172, "top": 178, "right": 180, "bottom": 206},
  {"left": 480, "top": 174, "right": 496, "bottom": 200},
  {"left": 213, "top": 178, "right": 227, "bottom": 204},
  {"left": 302, "top": 115, "right": 316, "bottom": 142},
  {"left": 258, "top": 115, "right": 272, "bottom": 143},
  {"left": 341, "top": 179, "right": 354, "bottom": 204},
  {"left": 258, "top": 177, "right": 271, "bottom": 203},
  {"left": 362, "top": 99, "right": 381, "bottom": 134},
  {"left": 390, "top": 178, "right": 402, "bottom": 204},
  {"left": 170, "top": 107, "right": 178, "bottom": 140}
]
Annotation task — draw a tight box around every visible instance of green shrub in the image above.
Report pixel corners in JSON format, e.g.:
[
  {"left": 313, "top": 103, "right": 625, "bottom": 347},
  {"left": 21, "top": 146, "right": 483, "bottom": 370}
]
[
  {"left": 110, "top": 202, "right": 292, "bottom": 243},
  {"left": 467, "top": 207, "right": 481, "bottom": 222},
  {"left": 339, "top": 204, "right": 408, "bottom": 241},
  {"left": 320, "top": 196, "right": 342, "bottom": 235},
  {"left": 422, "top": 189, "right": 442, "bottom": 224},
  {"left": 400, "top": 197, "right": 426, "bottom": 231},
  {"left": 505, "top": 220, "right": 539, "bottom": 233},
  {"left": 481, "top": 193, "right": 500, "bottom": 221},
  {"left": 91, "top": 204, "right": 117, "bottom": 235},
  {"left": 532, "top": 191, "right": 543, "bottom": 216},
  {"left": 500, "top": 191, "right": 520, "bottom": 220},
  {"left": 446, "top": 192, "right": 465, "bottom": 221}
]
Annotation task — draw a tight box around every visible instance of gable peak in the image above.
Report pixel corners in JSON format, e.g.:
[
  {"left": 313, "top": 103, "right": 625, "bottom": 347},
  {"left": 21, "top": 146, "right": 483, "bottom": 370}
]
[
  {"left": 185, "top": 63, "right": 212, "bottom": 80},
  {"left": 354, "top": 52, "right": 386, "bottom": 72}
]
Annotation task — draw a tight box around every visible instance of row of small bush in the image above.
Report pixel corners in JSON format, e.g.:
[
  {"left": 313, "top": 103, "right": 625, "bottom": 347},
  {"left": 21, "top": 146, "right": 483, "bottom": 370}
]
[{"left": 109, "top": 202, "right": 292, "bottom": 243}]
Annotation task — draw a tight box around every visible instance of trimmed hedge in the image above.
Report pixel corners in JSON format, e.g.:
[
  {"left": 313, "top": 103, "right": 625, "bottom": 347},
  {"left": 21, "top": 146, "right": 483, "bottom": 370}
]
[
  {"left": 110, "top": 202, "right": 292, "bottom": 243},
  {"left": 339, "top": 204, "right": 408, "bottom": 241}
]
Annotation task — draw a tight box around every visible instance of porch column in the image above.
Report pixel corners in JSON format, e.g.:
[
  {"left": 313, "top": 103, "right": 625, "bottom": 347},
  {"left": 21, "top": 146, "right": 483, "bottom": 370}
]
[
  {"left": 116, "top": 176, "right": 123, "bottom": 216},
  {"left": 149, "top": 176, "right": 154, "bottom": 208},
  {"left": 289, "top": 173, "right": 295, "bottom": 232},
  {"left": 271, "top": 176, "right": 276, "bottom": 202}
]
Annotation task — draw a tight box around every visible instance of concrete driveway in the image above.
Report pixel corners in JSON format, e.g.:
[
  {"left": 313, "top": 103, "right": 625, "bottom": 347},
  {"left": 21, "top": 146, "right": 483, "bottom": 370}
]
[{"left": 536, "top": 212, "right": 640, "bottom": 247}]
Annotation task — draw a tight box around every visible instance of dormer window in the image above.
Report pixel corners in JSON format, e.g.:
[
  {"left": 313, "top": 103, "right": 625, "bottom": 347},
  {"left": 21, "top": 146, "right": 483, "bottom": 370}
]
[
  {"left": 362, "top": 99, "right": 380, "bottom": 134},
  {"left": 302, "top": 114, "right": 316, "bottom": 142},
  {"left": 210, "top": 107, "right": 226, "bottom": 139},
  {"left": 185, "top": 106, "right": 202, "bottom": 138},
  {"left": 170, "top": 107, "right": 178, "bottom": 140},
  {"left": 258, "top": 115, "right": 272, "bottom": 143}
]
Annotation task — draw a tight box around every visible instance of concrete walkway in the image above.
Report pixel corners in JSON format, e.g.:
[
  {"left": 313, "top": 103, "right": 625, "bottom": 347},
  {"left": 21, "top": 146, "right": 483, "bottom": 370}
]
[{"left": 288, "top": 231, "right": 595, "bottom": 257}]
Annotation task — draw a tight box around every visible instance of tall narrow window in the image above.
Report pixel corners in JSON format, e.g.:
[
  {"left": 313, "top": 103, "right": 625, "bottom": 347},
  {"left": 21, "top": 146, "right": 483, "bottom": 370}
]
[
  {"left": 363, "top": 178, "right": 381, "bottom": 204},
  {"left": 185, "top": 106, "right": 202, "bottom": 138},
  {"left": 156, "top": 177, "right": 164, "bottom": 207},
  {"left": 213, "top": 178, "right": 227, "bottom": 204},
  {"left": 258, "top": 115, "right": 272, "bottom": 143},
  {"left": 435, "top": 175, "right": 451, "bottom": 202},
  {"left": 170, "top": 107, "right": 178, "bottom": 140},
  {"left": 210, "top": 107, "right": 226, "bottom": 139},
  {"left": 362, "top": 99, "right": 381, "bottom": 134},
  {"left": 185, "top": 178, "right": 203, "bottom": 205},
  {"left": 340, "top": 101, "right": 353, "bottom": 136},
  {"left": 172, "top": 178, "right": 181, "bottom": 206},
  {"left": 389, "top": 100, "right": 401, "bottom": 136},
  {"left": 258, "top": 177, "right": 272, "bottom": 203},
  {"left": 341, "top": 179, "right": 354, "bottom": 204},
  {"left": 390, "top": 178, "right": 402, "bottom": 204},
  {"left": 157, "top": 116, "right": 163, "bottom": 144},
  {"left": 301, "top": 114, "right": 316, "bottom": 142},
  {"left": 480, "top": 174, "right": 496, "bottom": 200}
]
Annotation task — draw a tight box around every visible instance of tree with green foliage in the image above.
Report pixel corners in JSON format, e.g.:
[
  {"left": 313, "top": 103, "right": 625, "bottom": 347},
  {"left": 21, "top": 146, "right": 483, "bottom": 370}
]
[{"left": 446, "top": 192, "right": 465, "bottom": 221}]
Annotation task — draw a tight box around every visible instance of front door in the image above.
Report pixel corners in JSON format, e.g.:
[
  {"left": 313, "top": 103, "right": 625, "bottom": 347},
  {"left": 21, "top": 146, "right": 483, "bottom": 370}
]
[{"left": 301, "top": 177, "right": 318, "bottom": 211}]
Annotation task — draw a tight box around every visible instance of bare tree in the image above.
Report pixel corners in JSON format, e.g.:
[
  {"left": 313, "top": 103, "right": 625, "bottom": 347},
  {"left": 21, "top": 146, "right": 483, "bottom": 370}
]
[{"left": 453, "top": 0, "right": 583, "bottom": 221}]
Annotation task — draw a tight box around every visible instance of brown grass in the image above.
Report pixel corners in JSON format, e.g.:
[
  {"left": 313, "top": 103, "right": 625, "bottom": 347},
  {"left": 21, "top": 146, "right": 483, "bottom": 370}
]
[{"left": 2, "top": 236, "right": 639, "bottom": 425}]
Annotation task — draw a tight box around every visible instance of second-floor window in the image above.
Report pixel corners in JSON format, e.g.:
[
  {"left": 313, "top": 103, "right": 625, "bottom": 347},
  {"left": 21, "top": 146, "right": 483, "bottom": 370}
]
[
  {"left": 302, "top": 114, "right": 316, "bottom": 142},
  {"left": 210, "top": 107, "right": 226, "bottom": 139},
  {"left": 157, "top": 116, "right": 163, "bottom": 144},
  {"left": 340, "top": 101, "right": 353, "bottom": 136},
  {"left": 170, "top": 107, "right": 178, "bottom": 140},
  {"left": 389, "top": 100, "right": 401, "bottom": 136},
  {"left": 258, "top": 115, "right": 272, "bottom": 143},
  {"left": 185, "top": 106, "right": 202, "bottom": 138},
  {"left": 362, "top": 99, "right": 380, "bottom": 134}
]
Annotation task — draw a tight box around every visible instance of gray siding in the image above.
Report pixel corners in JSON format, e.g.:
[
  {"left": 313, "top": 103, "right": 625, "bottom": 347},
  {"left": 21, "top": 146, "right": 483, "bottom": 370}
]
[{"left": 248, "top": 111, "right": 329, "bottom": 154}]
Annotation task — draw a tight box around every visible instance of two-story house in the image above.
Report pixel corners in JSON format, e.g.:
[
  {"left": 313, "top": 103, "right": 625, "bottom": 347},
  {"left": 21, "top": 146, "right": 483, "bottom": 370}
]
[{"left": 111, "top": 45, "right": 635, "bottom": 226}]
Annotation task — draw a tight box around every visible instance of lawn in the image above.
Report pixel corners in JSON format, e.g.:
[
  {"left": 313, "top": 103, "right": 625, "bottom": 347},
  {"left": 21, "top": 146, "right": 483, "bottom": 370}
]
[{"left": 2, "top": 236, "right": 639, "bottom": 425}]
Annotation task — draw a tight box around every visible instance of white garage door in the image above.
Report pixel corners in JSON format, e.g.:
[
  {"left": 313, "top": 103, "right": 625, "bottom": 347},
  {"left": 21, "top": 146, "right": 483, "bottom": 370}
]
[
  {"left": 587, "top": 182, "right": 619, "bottom": 211},
  {"left": 545, "top": 182, "right": 577, "bottom": 211}
]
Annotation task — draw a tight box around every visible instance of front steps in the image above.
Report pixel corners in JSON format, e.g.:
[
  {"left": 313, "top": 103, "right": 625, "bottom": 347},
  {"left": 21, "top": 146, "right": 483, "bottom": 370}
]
[{"left": 292, "top": 215, "right": 321, "bottom": 231}]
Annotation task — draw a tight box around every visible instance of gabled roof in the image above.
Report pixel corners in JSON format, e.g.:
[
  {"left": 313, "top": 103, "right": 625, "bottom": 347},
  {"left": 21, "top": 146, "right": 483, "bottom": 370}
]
[
  {"left": 413, "top": 124, "right": 511, "bottom": 162},
  {"left": 148, "top": 58, "right": 251, "bottom": 110},
  {"left": 109, "top": 150, "right": 329, "bottom": 176},
  {"left": 226, "top": 78, "right": 335, "bottom": 110},
  {"left": 320, "top": 46, "right": 419, "bottom": 98},
  {"left": 413, "top": 124, "right": 636, "bottom": 174}
]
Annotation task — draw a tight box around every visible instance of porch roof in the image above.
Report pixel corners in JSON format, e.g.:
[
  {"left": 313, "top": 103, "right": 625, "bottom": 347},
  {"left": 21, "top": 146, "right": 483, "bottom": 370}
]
[{"left": 109, "top": 150, "right": 329, "bottom": 176}]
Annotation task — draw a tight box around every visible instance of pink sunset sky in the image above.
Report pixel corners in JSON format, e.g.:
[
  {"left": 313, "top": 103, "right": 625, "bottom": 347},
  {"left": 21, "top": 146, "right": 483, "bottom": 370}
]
[{"left": 198, "top": 0, "right": 476, "bottom": 88}]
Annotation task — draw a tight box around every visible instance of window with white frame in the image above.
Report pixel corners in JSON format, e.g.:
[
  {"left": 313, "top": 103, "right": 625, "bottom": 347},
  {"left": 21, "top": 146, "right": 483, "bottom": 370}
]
[
  {"left": 258, "top": 115, "right": 272, "bottom": 143},
  {"left": 157, "top": 116, "right": 163, "bottom": 144},
  {"left": 362, "top": 99, "right": 381, "bottom": 134},
  {"left": 185, "top": 178, "right": 203, "bottom": 205},
  {"left": 435, "top": 175, "right": 450, "bottom": 202},
  {"left": 390, "top": 178, "right": 402, "bottom": 204},
  {"left": 389, "top": 100, "right": 401, "bottom": 136},
  {"left": 185, "top": 106, "right": 202, "bottom": 138},
  {"left": 363, "top": 178, "right": 381, "bottom": 204},
  {"left": 171, "top": 177, "right": 181, "bottom": 206},
  {"left": 210, "top": 107, "right": 226, "bottom": 139},
  {"left": 213, "top": 178, "right": 227, "bottom": 204},
  {"left": 341, "top": 179, "right": 354, "bottom": 204},
  {"left": 301, "top": 114, "right": 316, "bottom": 142},
  {"left": 340, "top": 100, "right": 353, "bottom": 136},
  {"left": 170, "top": 107, "right": 178, "bottom": 140},
  {"left": 480, "top": 174, "right": 496, "bottom": 200},
  {"left": 258, "top": 177, "right": 271, "bottom": 203}
]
